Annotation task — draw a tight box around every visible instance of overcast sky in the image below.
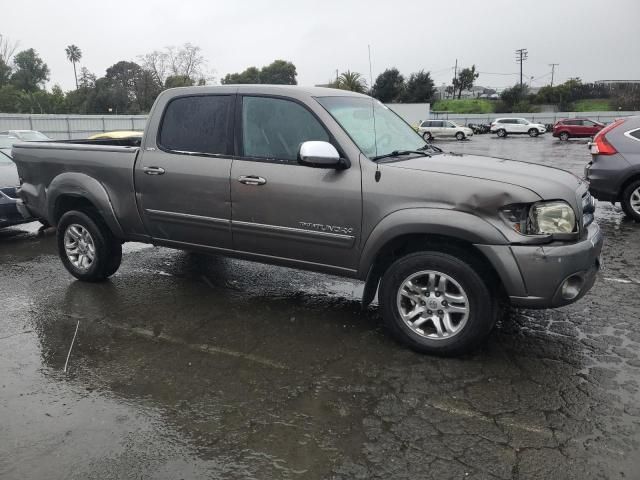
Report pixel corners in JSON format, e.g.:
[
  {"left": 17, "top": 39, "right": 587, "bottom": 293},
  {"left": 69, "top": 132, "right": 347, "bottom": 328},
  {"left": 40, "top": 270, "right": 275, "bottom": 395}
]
[{"left": 3, "top": 0, "right": 639, "bottom": 91}]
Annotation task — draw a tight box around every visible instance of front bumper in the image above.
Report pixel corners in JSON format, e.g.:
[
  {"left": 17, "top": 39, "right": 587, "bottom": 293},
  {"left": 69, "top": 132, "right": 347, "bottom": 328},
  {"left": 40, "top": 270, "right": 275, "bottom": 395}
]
[{"left": 508, "top": 223, "right": 604, "bottom": 308}]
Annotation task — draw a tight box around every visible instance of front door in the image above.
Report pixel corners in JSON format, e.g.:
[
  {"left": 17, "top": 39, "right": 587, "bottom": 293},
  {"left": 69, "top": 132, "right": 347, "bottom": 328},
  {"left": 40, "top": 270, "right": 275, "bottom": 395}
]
[
  {"left": 135, "top": 94, "right": 235, "bottom": 249},
  {"left": 230, "top": 95, "right": 362, "bottom": 272}
]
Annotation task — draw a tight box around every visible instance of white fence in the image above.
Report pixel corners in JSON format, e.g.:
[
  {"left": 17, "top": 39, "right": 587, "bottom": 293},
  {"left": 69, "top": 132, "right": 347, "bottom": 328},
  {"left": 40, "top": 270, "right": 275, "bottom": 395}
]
[{"left": 0, "top": 114, "right": 148, "bottom": 140}]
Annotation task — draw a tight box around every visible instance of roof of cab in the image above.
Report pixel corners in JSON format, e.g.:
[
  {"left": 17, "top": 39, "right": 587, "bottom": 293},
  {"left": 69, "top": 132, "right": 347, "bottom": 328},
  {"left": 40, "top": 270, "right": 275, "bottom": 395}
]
[{"left": 160, "top": 84, "right": 370, "bottom": 100}]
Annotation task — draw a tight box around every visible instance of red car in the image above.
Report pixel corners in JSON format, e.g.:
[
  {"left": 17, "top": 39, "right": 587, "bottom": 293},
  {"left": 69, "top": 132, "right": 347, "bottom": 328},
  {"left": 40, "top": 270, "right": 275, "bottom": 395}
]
[{"left": 552, "top": 118, "right": 604, "bottom": 140}]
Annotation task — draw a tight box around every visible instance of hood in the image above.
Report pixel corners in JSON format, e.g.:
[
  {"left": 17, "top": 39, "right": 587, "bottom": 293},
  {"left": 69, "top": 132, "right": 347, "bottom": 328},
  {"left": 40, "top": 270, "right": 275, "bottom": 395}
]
[
  {"left": 385, "top": 153, "right": 583, "bottom": 200},
  {"left": 0, "top": 161, "right": 19, "bottom": 188}
]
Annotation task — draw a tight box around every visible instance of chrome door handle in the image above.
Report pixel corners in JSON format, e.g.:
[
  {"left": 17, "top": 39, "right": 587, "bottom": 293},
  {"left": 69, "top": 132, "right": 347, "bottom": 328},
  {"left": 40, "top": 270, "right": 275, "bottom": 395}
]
[
  {"left": 238, "top": 175, "right": 266, "bottom": 186},
  {"left": 143, "top": 166, "right": 165, "bottom": 175}
]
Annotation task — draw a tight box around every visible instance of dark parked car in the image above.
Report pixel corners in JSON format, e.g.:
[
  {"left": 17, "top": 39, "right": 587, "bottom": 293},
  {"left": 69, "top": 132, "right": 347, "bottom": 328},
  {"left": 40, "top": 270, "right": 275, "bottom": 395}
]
[
  {"left": 553, "top": 118, "right": 604, "bottom": 141},
  {"left": 0, "top": 150, "right": 32, "bottom": 228},
  {"left": 586, "top": 116, "right": 640, "bottom": 220}
]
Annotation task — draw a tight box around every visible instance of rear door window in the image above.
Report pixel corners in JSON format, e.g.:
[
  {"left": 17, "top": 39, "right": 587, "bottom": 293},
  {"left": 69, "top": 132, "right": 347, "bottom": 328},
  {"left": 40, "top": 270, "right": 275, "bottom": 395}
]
[{"left": 159, "top": 95, "right": 233, "bottom": 155}]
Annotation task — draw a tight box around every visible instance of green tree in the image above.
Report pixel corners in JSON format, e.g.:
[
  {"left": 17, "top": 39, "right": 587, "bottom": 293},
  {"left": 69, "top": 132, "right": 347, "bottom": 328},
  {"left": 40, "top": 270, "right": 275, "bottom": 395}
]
[
  {"left": 372, "top": 68, "right": 405, "bottom": 103},
  {"left": 259, "top": 60, "right": 297, "bottom": 85},
  {"left": 10, "top": 49, "right": 50, "bottom": 92},
  {"left": 0, "top": 58, "right": 11, "bottom": 87},
  {"left": 164, "top": 75, "right": 195, "bottom": 88},
  {"left": 0, "top": 85, "right": 21, "bottom": 112},
  {"left": 452, "top": 65, "right": 479, "bottom": 99},
  {"left": 401, "top": 70, "right": 435, "bottom": 102},
  {"left": 334, "top": 70, "right": 367, "bottom": 93},
  {"left": 221, "top": 66, "right": 261, "bottom": 84},
  {"left": 65, "top": 44, "right": 82, "bottom": 90}
]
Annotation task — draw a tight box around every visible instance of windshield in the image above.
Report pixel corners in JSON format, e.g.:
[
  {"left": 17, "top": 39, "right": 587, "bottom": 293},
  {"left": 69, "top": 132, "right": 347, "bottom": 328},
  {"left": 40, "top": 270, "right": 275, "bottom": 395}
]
[
  {"left": 0, "top": 151, "right": 13, "bottom": 164},
  {"left": 0, "top": 136, "right": 17, "bottom": 149},
  {"left": 316, "top": 96, "right": 427, "bottom": 159}
]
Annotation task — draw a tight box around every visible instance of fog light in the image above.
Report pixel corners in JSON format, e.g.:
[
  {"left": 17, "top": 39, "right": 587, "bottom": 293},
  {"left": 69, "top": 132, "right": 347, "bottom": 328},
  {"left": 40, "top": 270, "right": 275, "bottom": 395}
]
[{"left": 561, "top": 275, "right": 584, "bottom": 300}]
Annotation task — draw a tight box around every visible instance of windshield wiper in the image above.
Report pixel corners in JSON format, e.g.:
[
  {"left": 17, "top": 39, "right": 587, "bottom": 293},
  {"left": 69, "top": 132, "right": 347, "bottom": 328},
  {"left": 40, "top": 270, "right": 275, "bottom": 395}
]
[{"left": 372, "top": 149, "right": 432, "bottom": 161}]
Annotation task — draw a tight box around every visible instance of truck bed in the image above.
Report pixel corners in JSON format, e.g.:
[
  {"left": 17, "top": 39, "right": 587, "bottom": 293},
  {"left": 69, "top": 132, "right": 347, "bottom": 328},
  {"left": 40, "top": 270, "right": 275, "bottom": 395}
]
[{"left": 12, "top": 141, "right": 145, "bottom": 237}]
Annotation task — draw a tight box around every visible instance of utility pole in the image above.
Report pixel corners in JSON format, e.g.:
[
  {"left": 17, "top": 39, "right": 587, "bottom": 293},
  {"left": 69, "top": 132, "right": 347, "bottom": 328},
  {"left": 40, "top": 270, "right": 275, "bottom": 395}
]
[
  {"left": 549, "top": 63, "right": 559, "bottom": 87},
  {"left": 515, "top": 48, "right": 528, "bottom": 88},
  {"left": 453, "top": 58, "right": 458, "bottom": 98}
]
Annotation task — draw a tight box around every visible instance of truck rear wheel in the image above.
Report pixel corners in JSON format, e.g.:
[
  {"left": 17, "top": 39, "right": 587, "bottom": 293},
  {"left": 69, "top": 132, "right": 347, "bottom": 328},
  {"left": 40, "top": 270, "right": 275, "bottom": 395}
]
[
  {"left": 621, "top": 180, "right": 640, "bottom": 222},
  {"left": 57, "top": 210, "right": 123, "bottom": 282},
  {"left": 379, "top": 251, "right": 497, "bottom": 356}
]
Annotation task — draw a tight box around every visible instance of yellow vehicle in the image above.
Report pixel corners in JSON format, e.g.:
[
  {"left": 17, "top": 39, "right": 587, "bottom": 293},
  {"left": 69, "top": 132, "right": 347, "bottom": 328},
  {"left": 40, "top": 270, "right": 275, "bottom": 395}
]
[{"left": 89, "top": 131, "right": 143, "bottom": 140}]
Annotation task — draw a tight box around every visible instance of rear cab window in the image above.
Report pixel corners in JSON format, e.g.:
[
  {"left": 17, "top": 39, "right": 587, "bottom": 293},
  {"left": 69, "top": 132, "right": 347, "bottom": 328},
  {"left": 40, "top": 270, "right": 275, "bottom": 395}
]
[{"left": 158, "top": 95, "right": 233, "bottom": 155}]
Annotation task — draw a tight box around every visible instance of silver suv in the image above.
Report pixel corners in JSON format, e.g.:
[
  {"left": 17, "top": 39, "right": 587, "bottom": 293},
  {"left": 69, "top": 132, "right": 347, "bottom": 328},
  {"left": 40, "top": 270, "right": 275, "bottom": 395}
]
[
  {"left": 491, "top": 118, "right": 547, "bottom": 137},
  {"left": 13, "top": 86, "right": 603, "bottom": 356},
  {"left": 418, "top": 120, "right": 473, "bottom": 141}
]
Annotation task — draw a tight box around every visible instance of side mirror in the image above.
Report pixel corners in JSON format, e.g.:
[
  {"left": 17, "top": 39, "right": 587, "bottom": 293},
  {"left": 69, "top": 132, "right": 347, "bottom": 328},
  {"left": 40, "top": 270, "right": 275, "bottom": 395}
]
[{"left": 298, "top": 141, "right": 349, "bottom": 169}]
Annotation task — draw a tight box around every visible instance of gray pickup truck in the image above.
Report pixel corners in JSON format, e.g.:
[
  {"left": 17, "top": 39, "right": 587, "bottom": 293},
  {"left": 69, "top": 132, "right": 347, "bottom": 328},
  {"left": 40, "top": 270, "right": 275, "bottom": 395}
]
[{"left": 12, "top": 85, "right": 603, "bottom": 355}]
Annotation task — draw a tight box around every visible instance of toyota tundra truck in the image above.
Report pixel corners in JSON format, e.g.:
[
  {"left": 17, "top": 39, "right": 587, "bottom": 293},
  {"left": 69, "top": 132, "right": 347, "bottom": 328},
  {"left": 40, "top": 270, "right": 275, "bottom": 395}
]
[{"left": 12, "top": 85, "right": 603, "bottom": 356}]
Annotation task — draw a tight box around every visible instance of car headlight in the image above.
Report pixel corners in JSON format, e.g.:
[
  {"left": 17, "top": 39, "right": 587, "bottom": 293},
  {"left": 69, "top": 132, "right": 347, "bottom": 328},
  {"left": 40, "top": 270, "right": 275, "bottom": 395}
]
[
  {"left": 500, "top": 201, "right": 577, "bottom": 236},
  {"left": 530, "top": 201, "right": 576, "bottom": 234}
]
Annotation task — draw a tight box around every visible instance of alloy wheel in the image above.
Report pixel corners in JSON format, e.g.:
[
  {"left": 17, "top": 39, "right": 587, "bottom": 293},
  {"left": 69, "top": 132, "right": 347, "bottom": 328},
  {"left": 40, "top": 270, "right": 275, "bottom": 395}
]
[
  {"left": 630, "top": 187, "right": 640, "bottom": 215},
  {"left": 64, "top": 224, "right": 96, "bottom": 271},
  {"left": 396, "top": 270, "right": 470, "bottom": 340}
]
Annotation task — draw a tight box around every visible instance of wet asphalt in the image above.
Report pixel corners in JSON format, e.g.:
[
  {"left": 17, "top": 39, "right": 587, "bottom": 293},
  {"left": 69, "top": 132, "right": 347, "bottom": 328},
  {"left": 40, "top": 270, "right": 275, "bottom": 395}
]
[{"left": 1, "top": 134, "right": 640, "bottom": 480}]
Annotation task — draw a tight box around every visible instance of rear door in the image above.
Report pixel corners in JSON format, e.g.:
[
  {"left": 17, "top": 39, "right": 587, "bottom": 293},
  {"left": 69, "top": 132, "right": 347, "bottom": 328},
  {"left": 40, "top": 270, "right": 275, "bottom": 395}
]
[
  {"left": 581, "top": 119, "right": 601, "bottom": 137},
  {"left": 135, "top": 93, "right": 234, "bottom": 249},
  {"left": 230, "top": 95, "right": 362, "bottom": 271}
]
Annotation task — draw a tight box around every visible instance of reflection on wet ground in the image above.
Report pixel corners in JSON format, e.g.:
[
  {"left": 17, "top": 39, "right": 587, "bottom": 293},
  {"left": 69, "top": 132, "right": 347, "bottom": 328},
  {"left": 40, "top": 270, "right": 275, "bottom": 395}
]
[{"left": 1, "top": 135, "right": 639, "bottom": 479}]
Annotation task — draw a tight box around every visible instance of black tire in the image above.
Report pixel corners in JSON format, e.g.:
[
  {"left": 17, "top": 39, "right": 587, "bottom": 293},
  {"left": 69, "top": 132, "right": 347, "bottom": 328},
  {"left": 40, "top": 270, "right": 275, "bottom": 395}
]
[
  {"left": 379, "top": 251, "right": 497, "bottom": 356},
  {"left": 528, "top": 128, "right": 539, "bottom": 137},
  {"left": 455, "top": 131, "right": 465, "bottom": 141},
  {"left": 422, "top": 131, "right": 433, "bottom": 141},
  {"left": 496, "top": 129, "right": 507, "bottom": 138},
  {"left": 559, "top": 131, "right": 570, "bottom": 141},
  {"left": 621, "top": 180, "right": 640, "bottom": 222},
  {"left": 57, "top": 210, "right": 123, "bottom": 282}
]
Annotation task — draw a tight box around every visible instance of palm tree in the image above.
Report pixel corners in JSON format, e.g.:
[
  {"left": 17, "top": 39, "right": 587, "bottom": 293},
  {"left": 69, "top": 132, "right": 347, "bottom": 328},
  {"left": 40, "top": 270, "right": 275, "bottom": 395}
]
[
  {"left": 65, "top": 45, "right": 82, "bottom": 90},
  {"left": 337, "top": 71, "right": 367, "bottom": 93}
]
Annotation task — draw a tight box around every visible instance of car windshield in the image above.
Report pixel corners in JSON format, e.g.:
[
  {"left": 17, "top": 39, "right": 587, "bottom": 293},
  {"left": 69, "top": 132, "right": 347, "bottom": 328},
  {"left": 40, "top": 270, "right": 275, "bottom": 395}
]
[
  {"left": 0, "top": 151, "right": 13, "bottom": 164},
  {"left": 17, "top": 131, "right": 49, "bottom": 141},
  {"left": 0, "top": 136, "right": 17, "bottom": 149},
  {"left": 316, "top": 96, "right": 428, "bottom": 159}
]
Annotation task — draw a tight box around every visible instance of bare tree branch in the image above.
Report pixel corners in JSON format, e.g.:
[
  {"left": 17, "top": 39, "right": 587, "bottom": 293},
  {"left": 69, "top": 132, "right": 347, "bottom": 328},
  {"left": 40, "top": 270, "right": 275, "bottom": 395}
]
[{"left": 0, "top": 34, "right": 18, "bottom": 65}]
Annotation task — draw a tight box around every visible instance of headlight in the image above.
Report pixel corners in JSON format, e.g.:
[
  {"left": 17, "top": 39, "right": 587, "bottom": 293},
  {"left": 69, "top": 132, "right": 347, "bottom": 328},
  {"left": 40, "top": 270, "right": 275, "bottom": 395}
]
[
  {"left": 530, "top": 201, "right": 576, "bottom": 234},
  {"left": 500, "top": 201, "right": 577, "bottom": 236}
]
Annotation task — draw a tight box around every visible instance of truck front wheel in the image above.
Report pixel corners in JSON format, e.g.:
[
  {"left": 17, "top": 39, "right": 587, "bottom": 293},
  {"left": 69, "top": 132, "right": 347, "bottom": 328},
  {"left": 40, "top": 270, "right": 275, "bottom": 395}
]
[
  {"left": 379, "top": 251, "right": 497, "bottom": 356},
  {"left": 57, "top": 210, "right": 122, "bottom": 282}
]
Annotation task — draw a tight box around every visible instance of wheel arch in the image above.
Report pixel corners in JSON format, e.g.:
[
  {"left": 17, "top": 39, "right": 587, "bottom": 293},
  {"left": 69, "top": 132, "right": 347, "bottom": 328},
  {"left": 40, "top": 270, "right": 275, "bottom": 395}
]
[
  {"left": 48, "top": 172, "right": 125, "bottom": 239},
  {"left": 359, "top": 209, "right": 509, "bottom": 307},
  {"left": 618, "top": 172, "right": 640, "bottom": 201}
]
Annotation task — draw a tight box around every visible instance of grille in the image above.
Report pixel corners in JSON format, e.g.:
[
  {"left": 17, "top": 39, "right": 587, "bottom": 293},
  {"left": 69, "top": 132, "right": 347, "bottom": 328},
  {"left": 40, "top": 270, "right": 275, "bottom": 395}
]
[{"left": 582, "top": 191, "right": 595, "bottom": 227}]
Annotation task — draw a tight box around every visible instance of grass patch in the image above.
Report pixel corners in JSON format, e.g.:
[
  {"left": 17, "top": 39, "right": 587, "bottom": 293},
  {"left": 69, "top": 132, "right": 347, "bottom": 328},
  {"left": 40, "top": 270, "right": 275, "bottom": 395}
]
[
  {"left": 432, "top": 99, "right": 495, "bottom": 114},
  {"left": 573, "top": 98, "right": 611, "bottom": 112}
]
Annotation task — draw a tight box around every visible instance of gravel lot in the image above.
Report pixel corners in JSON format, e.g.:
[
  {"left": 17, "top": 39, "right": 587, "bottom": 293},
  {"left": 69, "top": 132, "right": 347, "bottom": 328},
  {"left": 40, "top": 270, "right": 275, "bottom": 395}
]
[{"left": 1, "top": 134, "right": 639, "bottom": 479}]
